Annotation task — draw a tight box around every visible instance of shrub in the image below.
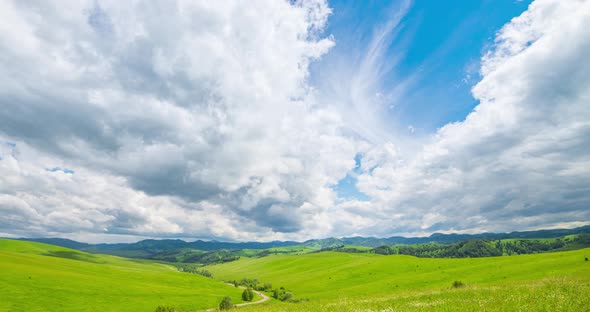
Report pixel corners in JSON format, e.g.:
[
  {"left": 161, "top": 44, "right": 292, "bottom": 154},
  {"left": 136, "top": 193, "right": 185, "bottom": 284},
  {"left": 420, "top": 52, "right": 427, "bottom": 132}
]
[
  {"left": 219, "top": 297, "right": 232, "bottom": 310},
  {"left": 239, "top": 278, "right": 259, "bottom": 288},
  {"left": 272, "top": 288, "right": 294, "bottom": 301},
  {"left": 242, "top": 288, "right": 254, "bottom": 301},
  {"left": 154, "top": 306, "right": 176, "bottom": 312},
  {"left": 452, "top": 280, "right": 465, "bottom": 288},
  {"left": 283, "top": 292, "right": 293, "bottom": 301}
]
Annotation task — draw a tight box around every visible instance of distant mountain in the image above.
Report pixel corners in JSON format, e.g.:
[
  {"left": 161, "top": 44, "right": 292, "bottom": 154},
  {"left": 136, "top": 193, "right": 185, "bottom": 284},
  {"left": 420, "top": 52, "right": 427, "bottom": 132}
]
[
  {"left": 19, "top": 237, "right": 300, "bottom": 258},
  {"left": 17, "top": 225, "right": 590, "bottom": 258},
  {"left": 302, "top": 225, "right": 590, "bottom": 248},
  {"left": 18, "top": 238, "right": 91, "bottom": 250}
]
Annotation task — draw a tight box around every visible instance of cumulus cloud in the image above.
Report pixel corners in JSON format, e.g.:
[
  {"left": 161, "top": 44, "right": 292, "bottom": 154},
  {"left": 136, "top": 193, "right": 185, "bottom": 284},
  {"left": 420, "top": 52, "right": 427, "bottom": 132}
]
[
  {"left": 0, "top": 0, "right": 588, "bottom": 242},
  {"left": 0, "top": 0, "right": 360, "bottom": 241},
  {"left": 349, "top": 0, "right": 590, "bottom": 236}
]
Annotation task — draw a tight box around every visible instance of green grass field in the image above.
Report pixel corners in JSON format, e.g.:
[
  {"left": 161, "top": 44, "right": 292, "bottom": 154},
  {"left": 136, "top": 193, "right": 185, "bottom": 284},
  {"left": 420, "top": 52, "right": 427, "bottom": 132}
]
[
  {"left": 2, "top": 238, "right": 589, "bottom": 311},
  {"left": 206, "top": 248, "right": 590, "bottom": 311},
  {"left": 0, "top": 239, "right": 242, "bottom": 312}
]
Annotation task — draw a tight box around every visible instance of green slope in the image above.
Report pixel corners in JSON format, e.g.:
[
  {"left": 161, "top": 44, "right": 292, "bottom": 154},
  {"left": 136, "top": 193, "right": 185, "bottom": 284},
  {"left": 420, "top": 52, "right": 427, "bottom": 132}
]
[
  {"left": 206, "top": 248, "right": 590, "bottom": 311},
  {"left": 0, "top": 239, "right": 242, "bottom": 312}
]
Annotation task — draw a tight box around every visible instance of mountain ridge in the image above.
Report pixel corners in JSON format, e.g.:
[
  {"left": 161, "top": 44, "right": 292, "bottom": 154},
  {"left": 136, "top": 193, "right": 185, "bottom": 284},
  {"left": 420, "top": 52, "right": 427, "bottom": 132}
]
[{"left": 14, "top": 225, "right": 590, "bottom": 255}]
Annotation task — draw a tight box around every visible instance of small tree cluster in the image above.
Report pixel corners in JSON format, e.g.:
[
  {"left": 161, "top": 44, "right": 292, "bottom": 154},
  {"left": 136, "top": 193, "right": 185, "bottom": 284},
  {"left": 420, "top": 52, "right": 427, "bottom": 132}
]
[
  {"left": 239, "top": 278, "right": 259, "bottom": 288},
  {"left": 194, "top": 269, "right": 213, "bottom": 278},
  {"left": 219, "top": 297, "right": 232, "bottom": 310},
  {"left": 272, "top": 287, "right": 293, "bottom": 301},
  {"left": 154, "top": 306, "right": 176, "bottom": 312},
  {"left": 177, "top": 265, "right": 213, "bottom": 278},
  {"left": 242, "top": 288, "right": 254, "bottom": 301}
]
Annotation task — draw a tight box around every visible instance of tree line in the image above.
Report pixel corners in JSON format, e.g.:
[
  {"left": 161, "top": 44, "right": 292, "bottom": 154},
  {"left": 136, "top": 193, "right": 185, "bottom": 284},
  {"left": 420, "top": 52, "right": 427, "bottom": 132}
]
[{"left": 361, "top": 234, "right": 590, "bottom": 258}]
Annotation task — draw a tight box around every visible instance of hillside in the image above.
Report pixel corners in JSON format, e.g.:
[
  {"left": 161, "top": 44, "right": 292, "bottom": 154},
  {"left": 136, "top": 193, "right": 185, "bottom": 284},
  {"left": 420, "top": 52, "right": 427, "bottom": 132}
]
[
  {"left": 205, "top": 248, "right": 590, "bottom": 311},
  {"left": 302, "top": 225, "right": 590, "bottom": 248},
  {"left": 0, "top": 239, "right": 243, "bottom": 312},
  {"left": 2, "top": 238, "right": 589, "bottom": 311},
  {"left": 368, "top": 234, "right": 590, "bottom": 257},
  {"left": 18, "top": 238, "right": 301, "bottom": 259}
]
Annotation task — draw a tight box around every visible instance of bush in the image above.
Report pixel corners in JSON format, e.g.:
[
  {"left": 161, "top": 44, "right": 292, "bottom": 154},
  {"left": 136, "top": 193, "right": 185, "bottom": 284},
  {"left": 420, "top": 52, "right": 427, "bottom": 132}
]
[
  {"left": 239, "top": 278, "right": 259, "bottom": 288},
  {"left": 154, "top": 306, "right": 176, "bottom": 312},
  {"left": 272, "top": 288, "right": 294, "bottom": 301},
  {"left": 219, "top": 297, "right": 232, "bottom": 310},
  {"left": 452, "top": 280, "right": 465, "bottom": 288},
  {"left": 242, "top": 288, "right": 254, "bottom": 301}
]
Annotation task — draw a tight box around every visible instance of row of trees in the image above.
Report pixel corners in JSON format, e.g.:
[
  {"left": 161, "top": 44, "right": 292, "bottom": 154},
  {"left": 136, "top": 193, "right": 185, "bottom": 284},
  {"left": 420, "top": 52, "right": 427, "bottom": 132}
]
[
  {"left": 176, "top": 265, "right": 213, "bottom": 278},
  {"left": 183, "top": 250, "right": 240, "bottom": 264}
]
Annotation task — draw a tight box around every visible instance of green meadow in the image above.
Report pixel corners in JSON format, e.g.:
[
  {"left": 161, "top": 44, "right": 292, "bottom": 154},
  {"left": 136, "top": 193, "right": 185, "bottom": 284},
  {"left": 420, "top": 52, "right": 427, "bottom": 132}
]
[
  {"left": 0, "top": 239, "right": 242, "bottom": 312},
  {"left": 206, "top": 248, "right": 590, "bottom": 311},
  {"left": 2, "top": 238, "right": 589, "bottom": 311}
]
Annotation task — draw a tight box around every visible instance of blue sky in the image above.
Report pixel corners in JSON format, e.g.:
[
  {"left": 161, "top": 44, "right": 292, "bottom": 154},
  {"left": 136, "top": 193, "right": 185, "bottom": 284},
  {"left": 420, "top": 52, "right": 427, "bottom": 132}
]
[
  {"left": 329, "top": 0, "right": 533, "bottom": 201},
  {"left": 0, "top": 0, "right": 589, "bottom": 242},
  {"left": 314, "top": 0, "right": 533, "bottom": 133}
]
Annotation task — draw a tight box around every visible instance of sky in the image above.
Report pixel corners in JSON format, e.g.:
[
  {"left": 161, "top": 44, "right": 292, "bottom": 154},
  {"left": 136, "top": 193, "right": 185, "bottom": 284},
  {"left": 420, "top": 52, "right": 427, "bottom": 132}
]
[{"left": 1, "top": 0, "right": 589, "bottom": 243}]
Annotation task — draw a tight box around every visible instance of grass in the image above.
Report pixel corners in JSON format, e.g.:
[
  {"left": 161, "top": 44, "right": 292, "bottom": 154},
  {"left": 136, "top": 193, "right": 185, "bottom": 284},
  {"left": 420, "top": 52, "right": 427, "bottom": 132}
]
[
  {"left": 264, "top": 246, "right": 315, "bottom": 254},
  {"left": 233, "top": 277, "right": 590, "bottom": 311},
  {"left": 2, "top": 238, "right": 589, "bottom": 311},
  {"left": 205, "top": 248, "right": 590, "bottom": 311},
  {"left": 0, "top": 239, "right": 243, "bottom": 312}
]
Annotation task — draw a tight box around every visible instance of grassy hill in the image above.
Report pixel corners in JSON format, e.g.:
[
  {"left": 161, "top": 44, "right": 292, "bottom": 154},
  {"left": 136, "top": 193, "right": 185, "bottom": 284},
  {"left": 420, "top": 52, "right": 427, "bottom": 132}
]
[
  {"left": 205, "top": 248, "right": 590, "bottom": 311},
  {"left": 0, "top": 239, "right": 243, "bottom": 312},
  {"left": 2, "top": 237, "right": 589, "bottom": 311}
]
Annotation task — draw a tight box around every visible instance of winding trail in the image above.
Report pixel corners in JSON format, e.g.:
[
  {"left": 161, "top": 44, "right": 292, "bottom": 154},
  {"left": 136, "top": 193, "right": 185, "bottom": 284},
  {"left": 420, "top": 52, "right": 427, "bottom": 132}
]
[
  {"left": 204, "top": 284, "right": 270, "bottom": 311},
  {"left": 233, "top": 288, "right": 270, "bottom": 307}
]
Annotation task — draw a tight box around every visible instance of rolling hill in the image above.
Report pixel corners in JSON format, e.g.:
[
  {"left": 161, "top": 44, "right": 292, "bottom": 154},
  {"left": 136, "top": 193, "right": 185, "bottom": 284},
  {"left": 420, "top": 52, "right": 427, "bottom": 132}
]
[
  {"left": 2, "top": 237, "right": 589, "bottom": 311},
  {"left": 0, "top": 239, "right": 243, "bottom": 311},
  {"left": 205, "top": 247, "right": 590, "bottom": 311}
]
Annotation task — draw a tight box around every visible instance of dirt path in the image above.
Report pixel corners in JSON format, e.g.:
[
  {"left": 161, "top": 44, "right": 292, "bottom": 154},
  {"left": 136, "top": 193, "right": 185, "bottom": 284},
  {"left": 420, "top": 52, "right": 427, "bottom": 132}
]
[
  {"left": 204, "top": 284, "right": 270, "bottom": 311},
  {"left": 233, "top": 288, "right": 270, "bottom": 307}
]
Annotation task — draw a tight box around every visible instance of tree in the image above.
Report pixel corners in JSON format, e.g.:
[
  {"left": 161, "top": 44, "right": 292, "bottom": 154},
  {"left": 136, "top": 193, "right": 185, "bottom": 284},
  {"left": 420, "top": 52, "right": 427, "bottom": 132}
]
[
  {"left": 219, "top": 297, "right": 232, "bottom": 310},
  {"left": 452, "top": 280, "right": 465, "bottom": 288},
  {"left": 242, "top": 288, "right": 254, "bottom": 301}
]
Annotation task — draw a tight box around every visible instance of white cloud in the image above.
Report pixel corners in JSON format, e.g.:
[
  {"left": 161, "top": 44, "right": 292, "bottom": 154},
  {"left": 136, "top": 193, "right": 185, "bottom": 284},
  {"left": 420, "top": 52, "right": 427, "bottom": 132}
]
[
  {"left": 0, "top": 0, "right": 588, "bottom": 242},
  {"left": 0, "top": 0, "right": 363, "bottom": 241},
  {"left": 353, "top": 0, "right": 590, "bottom": 235}
]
